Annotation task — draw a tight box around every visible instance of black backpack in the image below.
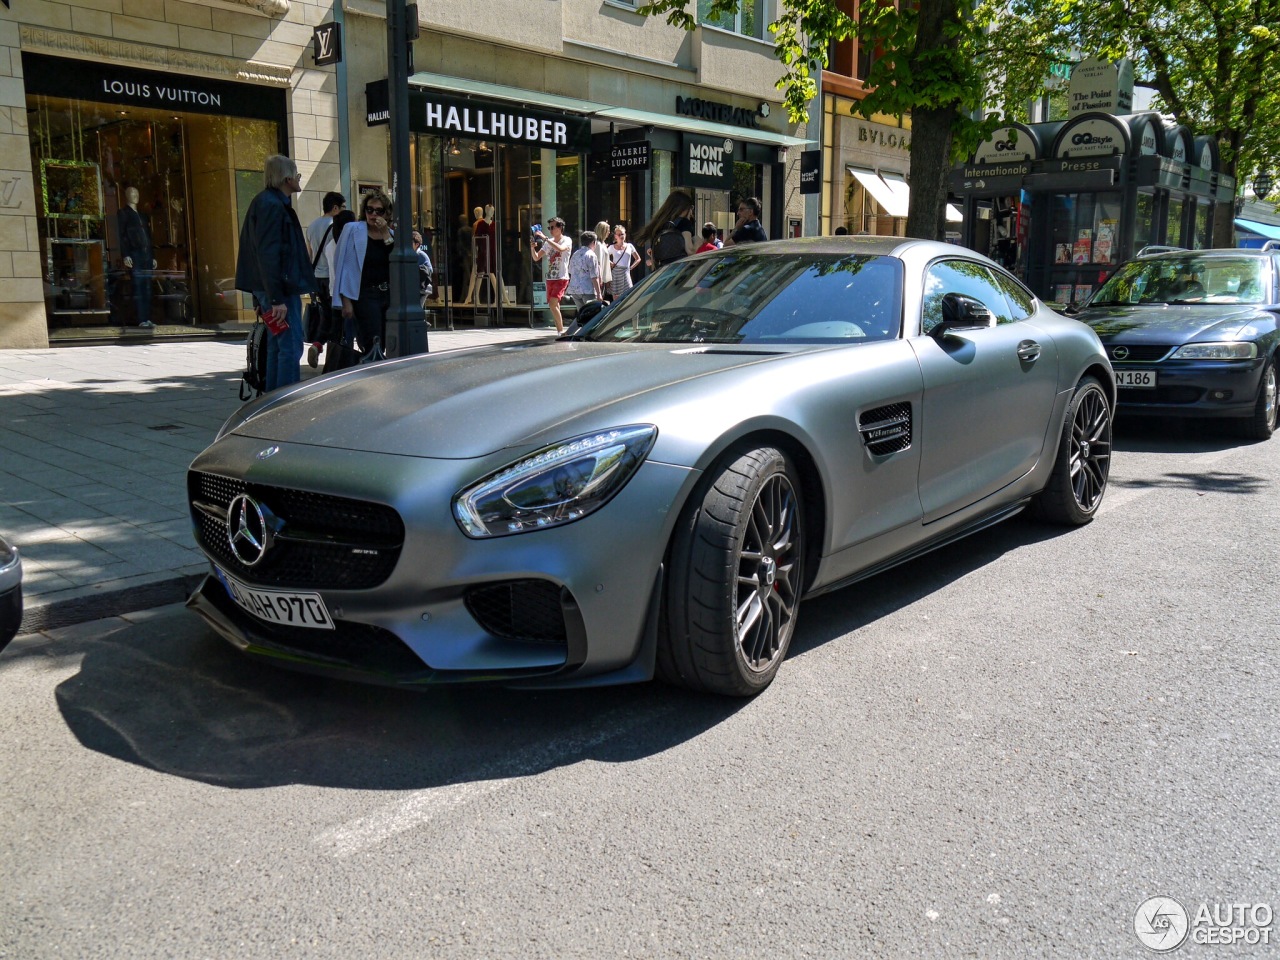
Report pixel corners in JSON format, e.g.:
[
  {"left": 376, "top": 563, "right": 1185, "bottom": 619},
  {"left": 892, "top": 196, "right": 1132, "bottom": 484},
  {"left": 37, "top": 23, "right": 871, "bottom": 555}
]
[
  {"left": 653, "top": 221, "right": 687, "bottom": 266},
  {"left": 240, "top": 316, "right": 269, "bottom": 401}
]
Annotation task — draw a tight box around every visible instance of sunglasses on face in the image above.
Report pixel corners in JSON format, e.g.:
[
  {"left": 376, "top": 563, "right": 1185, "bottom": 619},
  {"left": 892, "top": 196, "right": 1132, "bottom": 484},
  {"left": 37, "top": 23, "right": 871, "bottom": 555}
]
[{"left": 366, "top": 207, "right": 385, "bottom": 216}]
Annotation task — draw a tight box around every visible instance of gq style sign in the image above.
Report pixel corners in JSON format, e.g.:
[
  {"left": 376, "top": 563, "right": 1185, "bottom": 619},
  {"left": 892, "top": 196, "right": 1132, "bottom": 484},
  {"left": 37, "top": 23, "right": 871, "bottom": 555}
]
[{"left": 610, "top": 142, "right": 651, "bottom": 172}]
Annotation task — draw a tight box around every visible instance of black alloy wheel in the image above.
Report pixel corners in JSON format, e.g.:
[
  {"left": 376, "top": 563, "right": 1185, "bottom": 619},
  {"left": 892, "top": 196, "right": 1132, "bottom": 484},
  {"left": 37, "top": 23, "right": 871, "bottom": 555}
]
[
  {"left": 660, "top": 446, "right": 804, "bottom": 696},
  {"left": 1031, "top": 376, "right": 1112, "bottom": 525}
]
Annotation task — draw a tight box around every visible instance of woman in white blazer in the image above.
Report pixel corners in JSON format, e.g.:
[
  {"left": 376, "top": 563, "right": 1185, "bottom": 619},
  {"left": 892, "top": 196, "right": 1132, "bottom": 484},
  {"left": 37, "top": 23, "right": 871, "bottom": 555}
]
[{"left": 331, "top": 190, "right": 393, "bottom": 352}]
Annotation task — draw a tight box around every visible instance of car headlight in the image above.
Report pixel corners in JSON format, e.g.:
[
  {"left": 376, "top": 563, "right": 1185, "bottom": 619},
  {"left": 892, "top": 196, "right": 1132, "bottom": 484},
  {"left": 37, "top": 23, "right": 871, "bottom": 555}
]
[
  {"left": 453, "top": 425, "right": 658, "bottom": 538},
  {"left": 1171, "top": 342, "right": 1257, "bottom": 360}
]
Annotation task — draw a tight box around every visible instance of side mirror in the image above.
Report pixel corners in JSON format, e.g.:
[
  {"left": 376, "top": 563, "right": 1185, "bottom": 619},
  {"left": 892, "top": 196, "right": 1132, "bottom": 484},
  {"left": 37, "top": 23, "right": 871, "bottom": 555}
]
[{"left": 932, "top": 293, "right": 996, "bottom": 336}]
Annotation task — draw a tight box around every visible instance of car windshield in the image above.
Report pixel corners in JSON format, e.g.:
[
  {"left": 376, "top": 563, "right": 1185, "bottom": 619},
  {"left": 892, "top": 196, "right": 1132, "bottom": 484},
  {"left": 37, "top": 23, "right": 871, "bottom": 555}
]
[
  {"left": 586, "top": 252, "right": 904, "bottom": 344},
  {"left": 1092, "top": 255, "right": 1269, "bottom": 306}
]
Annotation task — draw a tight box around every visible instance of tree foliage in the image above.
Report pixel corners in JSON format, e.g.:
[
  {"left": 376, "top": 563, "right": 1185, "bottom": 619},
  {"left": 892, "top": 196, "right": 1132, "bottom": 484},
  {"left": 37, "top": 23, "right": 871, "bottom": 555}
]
[
  {"left": 979, "top": 0, "right": 1280, "bottom": 240},
  {"left": 639, "top": 0, "right": 999, "bottom": 239},
  {"left": 639, "top": 0, "right": 1280, "bottom": 242}
]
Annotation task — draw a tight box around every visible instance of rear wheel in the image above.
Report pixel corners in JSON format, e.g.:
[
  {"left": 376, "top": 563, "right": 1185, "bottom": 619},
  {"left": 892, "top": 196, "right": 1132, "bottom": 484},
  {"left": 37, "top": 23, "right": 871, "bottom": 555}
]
[
  {"left": 1031, "top": 376, "right": 1112, "bottom": 525},
  {"left": 659, "top": 447, "right": 804, "bottom": 697},
  {"left": 1240, "top": 357, "right": 1276, "bottom": 441}
]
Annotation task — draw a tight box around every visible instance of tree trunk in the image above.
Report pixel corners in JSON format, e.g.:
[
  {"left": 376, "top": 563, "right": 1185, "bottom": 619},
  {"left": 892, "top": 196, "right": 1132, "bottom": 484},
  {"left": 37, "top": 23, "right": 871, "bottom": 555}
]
[{"left": 907, "top": 106, "right": 956, "bottom": 241}]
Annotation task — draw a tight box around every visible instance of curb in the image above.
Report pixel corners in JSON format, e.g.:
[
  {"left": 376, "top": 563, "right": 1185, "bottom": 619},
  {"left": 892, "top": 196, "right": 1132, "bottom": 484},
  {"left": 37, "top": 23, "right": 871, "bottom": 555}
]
[{"left": 20, "top": 566, "right": 209, "bottom": 635}]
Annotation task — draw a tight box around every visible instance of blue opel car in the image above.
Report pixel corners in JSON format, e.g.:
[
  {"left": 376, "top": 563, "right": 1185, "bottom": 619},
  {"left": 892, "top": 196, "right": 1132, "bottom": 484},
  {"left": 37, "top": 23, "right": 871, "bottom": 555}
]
[{"left": 1075, "top": 243, "right": 1280, "bottom": 439}]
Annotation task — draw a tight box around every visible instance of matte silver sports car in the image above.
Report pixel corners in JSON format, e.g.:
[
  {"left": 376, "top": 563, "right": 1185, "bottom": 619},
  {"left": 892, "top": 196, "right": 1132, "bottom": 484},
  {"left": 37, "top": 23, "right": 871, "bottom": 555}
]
[{"left": 186, "top": 238, "right": 1115, "bottom": 696}]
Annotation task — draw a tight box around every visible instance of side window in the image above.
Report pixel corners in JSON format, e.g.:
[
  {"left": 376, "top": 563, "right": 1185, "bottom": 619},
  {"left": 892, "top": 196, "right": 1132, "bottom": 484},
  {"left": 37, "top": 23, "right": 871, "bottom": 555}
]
[
  {"left": 990, "top": 268, "right": 1035, "bottom": 322},
  {"left": 921, "top": 259, "right": 1013, "bottom": 334}
]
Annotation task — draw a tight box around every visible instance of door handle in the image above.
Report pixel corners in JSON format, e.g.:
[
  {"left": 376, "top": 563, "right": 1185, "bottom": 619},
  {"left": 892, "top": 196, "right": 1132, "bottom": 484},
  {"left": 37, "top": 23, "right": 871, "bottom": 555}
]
[{"left": 1017, "top": 339, "right": 1041, "bottom": 363}]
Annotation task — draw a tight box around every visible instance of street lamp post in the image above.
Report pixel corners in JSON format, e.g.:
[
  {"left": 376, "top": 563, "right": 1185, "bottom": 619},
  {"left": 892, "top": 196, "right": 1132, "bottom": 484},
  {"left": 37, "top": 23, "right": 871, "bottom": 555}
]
[
  {"left": 386, "top": 0, "right": 426, "bottom": 347},
  {"left": 1252, "top": 170, "right": 1274, "bottom": 200}
]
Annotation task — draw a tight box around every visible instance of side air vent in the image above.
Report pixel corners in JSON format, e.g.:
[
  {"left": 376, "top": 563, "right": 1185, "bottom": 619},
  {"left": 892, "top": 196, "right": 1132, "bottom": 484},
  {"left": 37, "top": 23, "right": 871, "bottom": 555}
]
[{"left": 859, "top": 402, "right": 912, "bottom": 455}]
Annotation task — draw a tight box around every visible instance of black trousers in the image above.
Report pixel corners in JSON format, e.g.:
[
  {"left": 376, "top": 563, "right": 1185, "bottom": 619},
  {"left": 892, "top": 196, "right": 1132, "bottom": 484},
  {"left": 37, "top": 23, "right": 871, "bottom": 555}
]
[{"left": 353, "top": 288, "right": 388, "bottom": 352}]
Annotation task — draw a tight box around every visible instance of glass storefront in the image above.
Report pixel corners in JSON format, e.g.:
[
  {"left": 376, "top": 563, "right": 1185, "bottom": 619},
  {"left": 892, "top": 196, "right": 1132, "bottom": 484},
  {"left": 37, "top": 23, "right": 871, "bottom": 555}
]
[
  {"left": 397, "top": 88, "right": 588, "bottom": 325},
  {"left": 412, "top": 134, "right": 584, "bottom": 323},
  {"left": 1045, "top": 191, "right": 1122, "bottom": 307},
  {"left": 22, "top": 55, "right": 286, "bottom": 338}
]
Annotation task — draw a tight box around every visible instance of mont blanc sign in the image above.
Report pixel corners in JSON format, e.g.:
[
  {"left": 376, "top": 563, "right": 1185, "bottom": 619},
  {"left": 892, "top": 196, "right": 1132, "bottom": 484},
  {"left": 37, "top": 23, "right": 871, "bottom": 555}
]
[{"left": 1068, "top": 55, "right": 1135, "bottom": 116}]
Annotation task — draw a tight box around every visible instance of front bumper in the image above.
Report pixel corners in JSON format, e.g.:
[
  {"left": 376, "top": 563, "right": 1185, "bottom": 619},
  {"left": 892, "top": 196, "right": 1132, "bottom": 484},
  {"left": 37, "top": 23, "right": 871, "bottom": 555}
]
[
  {"left": 186, "top": 435, "right": 694, "bottom": 687},
  {"left": 1112, "top": 357, "right": 1266, "bottom": 418},
  {"left": 0, "top": 536, "right": 22, "bottom": 650}
]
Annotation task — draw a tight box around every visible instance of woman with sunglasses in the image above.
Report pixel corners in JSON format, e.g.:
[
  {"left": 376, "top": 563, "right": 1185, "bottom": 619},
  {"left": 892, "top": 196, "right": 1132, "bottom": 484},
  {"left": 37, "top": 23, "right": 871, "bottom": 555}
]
[{"left": 331, "top": 189, "right": 395, "bottom": 355}]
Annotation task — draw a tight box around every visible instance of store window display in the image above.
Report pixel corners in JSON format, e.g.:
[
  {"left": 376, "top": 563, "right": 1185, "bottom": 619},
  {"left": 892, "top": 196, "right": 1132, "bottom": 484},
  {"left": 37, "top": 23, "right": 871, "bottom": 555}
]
[{"left": 118, "top": 186, "right": 157, "bottom": 327}]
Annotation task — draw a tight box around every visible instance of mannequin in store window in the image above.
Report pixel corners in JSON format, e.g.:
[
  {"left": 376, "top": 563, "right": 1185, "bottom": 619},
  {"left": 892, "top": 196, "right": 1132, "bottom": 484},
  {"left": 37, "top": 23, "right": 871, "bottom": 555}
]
[
  {"left": 467, "top": 203, "right": 506, "bottom": 305},
  {"left": 119, "top": 185, "right": 157, "bottom": 327}
]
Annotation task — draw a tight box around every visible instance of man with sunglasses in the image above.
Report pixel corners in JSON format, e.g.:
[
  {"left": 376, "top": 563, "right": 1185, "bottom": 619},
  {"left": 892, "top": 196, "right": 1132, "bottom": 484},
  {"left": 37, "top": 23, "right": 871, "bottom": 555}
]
[{"left": 235, "top": 154, "right": 317, "bottom": 391}]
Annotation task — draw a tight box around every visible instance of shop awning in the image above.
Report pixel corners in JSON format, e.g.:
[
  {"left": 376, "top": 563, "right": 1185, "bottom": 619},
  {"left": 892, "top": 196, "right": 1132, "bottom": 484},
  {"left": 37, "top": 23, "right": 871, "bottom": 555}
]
[
  {"left": 1234, "top": 218, "right": 1280, "bottom": 240},
  {"left": 591, "top": 106, "right": 812, "bottom": 148},
  {"left": 849, "top": 168, "right": 907, "bottom": 216},
  {"left": 850, "top": 168, "right": 963, "bottom": 221},
  {"left": 408, "top": 71, "right": 813, "bottom": 148}
]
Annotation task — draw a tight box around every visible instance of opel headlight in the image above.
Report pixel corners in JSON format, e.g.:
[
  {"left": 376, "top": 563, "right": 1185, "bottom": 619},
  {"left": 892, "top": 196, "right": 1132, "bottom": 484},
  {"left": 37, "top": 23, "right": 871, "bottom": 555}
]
[
  {"left": 453, "top": 425, "right": 658, "bottom": 538},
  {"left": 1171, "top": 342, "right": 1257, "bottom": 360}
]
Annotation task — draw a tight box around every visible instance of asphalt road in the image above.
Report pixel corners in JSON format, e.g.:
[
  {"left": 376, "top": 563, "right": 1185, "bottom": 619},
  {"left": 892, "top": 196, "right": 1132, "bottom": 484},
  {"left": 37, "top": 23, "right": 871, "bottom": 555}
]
[{"left": 2, "top": 417, "right": 1277, "bottom": 959}]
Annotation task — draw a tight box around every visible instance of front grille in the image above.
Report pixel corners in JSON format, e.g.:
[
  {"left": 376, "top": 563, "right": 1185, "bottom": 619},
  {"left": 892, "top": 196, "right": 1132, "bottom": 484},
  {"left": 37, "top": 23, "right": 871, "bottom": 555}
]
[
  {"left": 859, "top": 402, "right": 912, "bottom": 455},
  {"left": 188, "top": 470, "right": 405, "bottom": 589},
  {"left": 1109, "top": 344, "right": 1174, "bottom": 363},
  {"left": 465, "top": 580, "right": 568, "bottom": 645},
  {"left": 202, "top": 580, "right": 426, "bottom": 675},
  {"left": 1118, "top": 385, "right": 1203, "bottom": 404}
]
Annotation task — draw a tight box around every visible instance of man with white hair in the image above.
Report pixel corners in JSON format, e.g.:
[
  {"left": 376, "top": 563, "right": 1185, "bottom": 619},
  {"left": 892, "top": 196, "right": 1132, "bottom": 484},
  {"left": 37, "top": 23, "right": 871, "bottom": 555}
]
[{"left": 234, "top": 154, "right": 317, "bottom": 391}]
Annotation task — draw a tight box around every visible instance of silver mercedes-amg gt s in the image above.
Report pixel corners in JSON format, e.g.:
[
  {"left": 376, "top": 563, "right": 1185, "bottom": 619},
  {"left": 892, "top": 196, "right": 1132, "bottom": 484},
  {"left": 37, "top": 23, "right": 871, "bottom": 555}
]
[{"left": 187, "top": 237, "right": 1114, "bottom": 696}]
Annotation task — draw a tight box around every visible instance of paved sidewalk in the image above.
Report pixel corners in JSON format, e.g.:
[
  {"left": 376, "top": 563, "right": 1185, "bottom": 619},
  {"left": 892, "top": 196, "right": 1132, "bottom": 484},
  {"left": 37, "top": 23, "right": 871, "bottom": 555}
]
[{"left": 0, "top": 327, "right": 557, "bottom": 632}]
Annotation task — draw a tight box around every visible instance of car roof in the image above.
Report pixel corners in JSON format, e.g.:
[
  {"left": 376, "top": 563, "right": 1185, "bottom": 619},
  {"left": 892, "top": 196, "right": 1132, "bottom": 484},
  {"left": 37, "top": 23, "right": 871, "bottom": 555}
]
[
  {"left": 699, "top": 236, "right": 981, "bottom": 260},
  {"left": 1137, "top": 247, "right": 1277, "bottom": 261}
]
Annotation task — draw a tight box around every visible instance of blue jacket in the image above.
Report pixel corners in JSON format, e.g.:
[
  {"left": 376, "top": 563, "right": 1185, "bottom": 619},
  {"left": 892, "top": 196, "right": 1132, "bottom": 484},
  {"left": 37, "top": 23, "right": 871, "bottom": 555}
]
[{"left": 234, "top": 187, "right": 317, "bottom": 303}]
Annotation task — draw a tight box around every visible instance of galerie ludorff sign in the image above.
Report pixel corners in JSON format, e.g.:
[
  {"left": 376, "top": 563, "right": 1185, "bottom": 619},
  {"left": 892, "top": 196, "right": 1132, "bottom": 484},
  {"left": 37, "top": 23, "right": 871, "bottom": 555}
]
[{"left": 1068, "top": 55, "right": 1135, "bottom": 116}]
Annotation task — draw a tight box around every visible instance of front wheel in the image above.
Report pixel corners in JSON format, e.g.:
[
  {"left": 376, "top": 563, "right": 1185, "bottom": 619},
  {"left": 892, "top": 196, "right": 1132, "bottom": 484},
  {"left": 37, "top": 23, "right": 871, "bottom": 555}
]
[
  {"left": 659, "top": 447, "right": 804, "bottom": 697},
  {"left": 1030, "top": 376, "right": 1112, "bottom": 525},
  {"left": 1239, "top": 358, "right": 1276, "bottom": 441}
]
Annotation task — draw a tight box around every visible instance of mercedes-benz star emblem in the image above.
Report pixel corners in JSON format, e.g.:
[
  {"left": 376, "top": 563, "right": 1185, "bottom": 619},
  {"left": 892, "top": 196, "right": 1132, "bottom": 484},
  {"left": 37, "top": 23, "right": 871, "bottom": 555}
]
[
  {"left": 1112, "top": 345, "right": 1130, "bottom": 360},
  {"left": 226, "top": 494, "right": 274, "bottom": 567},
  {"left": 257, "top": 445, "right": 280, "bottom": 460}
]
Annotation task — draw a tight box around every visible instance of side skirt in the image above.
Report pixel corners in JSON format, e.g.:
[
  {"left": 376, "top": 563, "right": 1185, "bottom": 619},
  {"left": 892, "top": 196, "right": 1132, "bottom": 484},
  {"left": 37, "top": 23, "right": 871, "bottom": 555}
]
[{"left": 803, "top": 499, "right": 1030, "bottom": 600}]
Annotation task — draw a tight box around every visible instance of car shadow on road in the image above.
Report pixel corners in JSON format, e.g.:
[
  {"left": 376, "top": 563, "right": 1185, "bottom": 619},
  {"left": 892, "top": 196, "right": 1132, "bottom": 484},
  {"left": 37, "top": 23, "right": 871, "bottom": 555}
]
[
  {"left": 14, "top": 512, "right": 1076, "bottom": 793},
  {"left": 1111, "top": 418, "right": 1272, "bottom": 495}
]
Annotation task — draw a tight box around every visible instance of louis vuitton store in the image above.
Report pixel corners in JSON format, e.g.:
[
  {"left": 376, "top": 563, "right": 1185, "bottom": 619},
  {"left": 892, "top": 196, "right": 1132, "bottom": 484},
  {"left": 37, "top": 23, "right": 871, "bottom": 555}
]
[{"left": 21, "top": 54, "right": 288, "bottom": 341}]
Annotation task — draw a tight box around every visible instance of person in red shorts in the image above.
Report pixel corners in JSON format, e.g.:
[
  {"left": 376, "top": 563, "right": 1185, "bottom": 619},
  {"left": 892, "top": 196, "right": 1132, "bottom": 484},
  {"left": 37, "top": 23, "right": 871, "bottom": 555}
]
[{"left": 532, "top": 217, "right": 572, "bottom": 333}]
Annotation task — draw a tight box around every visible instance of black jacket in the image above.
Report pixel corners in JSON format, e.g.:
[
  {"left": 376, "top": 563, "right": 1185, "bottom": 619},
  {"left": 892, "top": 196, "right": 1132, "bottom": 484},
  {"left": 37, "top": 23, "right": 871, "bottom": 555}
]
[
  {"left": 234, "top": 187, "right": 317, "bottom": 303},
  {"left": 118, "top": 206, "right": 152, "bottom": 266}
]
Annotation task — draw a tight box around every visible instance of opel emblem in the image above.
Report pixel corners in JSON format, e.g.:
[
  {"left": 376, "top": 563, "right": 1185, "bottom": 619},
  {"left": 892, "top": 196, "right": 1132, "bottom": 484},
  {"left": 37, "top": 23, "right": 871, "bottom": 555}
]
[
  {"left": 227, "top": 494, "right": 274, "bottom": 567},
  {"left": 257, "top": 445, "right": 280, "bottom": 460},
  {"left": 1112, "top": 346, "right": 1130, "bottom": 360}
]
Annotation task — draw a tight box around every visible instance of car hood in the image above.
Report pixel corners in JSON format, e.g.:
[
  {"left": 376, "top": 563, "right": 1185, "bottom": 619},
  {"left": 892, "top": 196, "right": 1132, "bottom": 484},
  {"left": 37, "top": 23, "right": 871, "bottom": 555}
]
[
  {"left": 227, "top": 340, "right": 791, "bottom": 458},
  {"left": 1075, "top": 304, "right": 1261, "bottom": 342}
]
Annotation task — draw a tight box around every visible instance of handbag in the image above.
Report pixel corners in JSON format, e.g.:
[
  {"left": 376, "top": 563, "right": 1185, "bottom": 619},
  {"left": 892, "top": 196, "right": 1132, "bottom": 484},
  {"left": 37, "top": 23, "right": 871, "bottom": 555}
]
[{"left": 322, "top": 338, "right": 360, "bottom": 373}]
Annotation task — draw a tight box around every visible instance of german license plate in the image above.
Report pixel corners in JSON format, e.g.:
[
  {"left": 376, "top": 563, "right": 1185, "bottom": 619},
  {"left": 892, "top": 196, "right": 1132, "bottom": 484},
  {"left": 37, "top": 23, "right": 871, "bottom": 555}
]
[
  {"left": 216, "top": 567, "right": 334, "bottom": 630},
  {"left": 1115, "top": 369, "right": 1157, "bottom": 388}
]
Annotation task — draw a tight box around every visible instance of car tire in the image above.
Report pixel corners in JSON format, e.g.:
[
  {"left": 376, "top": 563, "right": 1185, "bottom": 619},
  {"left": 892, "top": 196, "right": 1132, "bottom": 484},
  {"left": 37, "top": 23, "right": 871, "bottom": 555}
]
[
  {"left": 1240, "top": 357, "right": 1277, "bottom": 441},
  {"left": 1030, "top": 376, "right": 1112, "bottom": 526},
  {"left": 659, "top": 446, "right": 804, "bottom": 697}
]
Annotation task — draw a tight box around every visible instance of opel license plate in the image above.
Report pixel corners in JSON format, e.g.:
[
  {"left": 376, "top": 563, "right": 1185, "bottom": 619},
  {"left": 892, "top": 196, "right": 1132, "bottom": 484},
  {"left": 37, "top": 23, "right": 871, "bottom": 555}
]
[
  {"left": 1115, "top": 369, "right": 1157, "bottom": 388},
  {"left": 216, "top": 567, "right": 334, "bottom": 630}
]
